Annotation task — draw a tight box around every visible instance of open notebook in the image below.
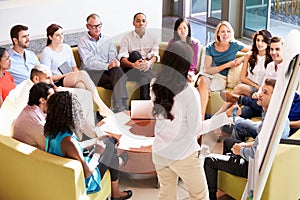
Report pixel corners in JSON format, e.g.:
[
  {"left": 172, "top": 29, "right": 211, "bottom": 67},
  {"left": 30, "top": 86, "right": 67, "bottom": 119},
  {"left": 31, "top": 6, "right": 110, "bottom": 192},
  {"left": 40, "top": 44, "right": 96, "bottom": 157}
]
[{"left": 130, "top": 100, "right": 154, "bottom": 119}]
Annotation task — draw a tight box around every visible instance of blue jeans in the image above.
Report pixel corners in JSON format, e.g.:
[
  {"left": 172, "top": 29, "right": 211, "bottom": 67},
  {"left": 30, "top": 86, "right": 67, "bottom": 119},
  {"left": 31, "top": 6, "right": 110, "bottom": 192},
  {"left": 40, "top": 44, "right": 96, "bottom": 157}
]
[
  {"left": 231, "top": 118, "right": 260, "bottom": 142},
  {"left": 240, "top": 96, "right": 262, "bottom": 119}
]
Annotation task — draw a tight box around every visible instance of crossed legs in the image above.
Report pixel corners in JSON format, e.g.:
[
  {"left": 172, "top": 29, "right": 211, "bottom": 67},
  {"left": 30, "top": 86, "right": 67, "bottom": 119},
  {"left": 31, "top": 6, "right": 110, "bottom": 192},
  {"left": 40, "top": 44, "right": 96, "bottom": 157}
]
[{"left": 63, "top": 70, "right": 113, "bottom": 117}]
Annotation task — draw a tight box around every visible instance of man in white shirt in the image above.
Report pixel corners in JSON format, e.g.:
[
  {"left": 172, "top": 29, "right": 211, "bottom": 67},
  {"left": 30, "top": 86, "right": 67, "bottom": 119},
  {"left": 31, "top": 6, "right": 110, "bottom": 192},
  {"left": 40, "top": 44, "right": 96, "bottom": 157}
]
[
  {"left": 118, "top": 12, "right": 160, "bottom": 100},
  {"left": 221, "top": 36, "right": 284, "bottom": 119}
]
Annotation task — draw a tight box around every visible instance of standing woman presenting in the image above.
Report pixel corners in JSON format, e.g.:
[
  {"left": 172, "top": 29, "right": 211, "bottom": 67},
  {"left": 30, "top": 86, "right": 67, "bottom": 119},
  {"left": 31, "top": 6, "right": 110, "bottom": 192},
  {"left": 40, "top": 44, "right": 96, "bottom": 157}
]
[{"left": 151, "top": 41, "right": 240, "bottom": 200}]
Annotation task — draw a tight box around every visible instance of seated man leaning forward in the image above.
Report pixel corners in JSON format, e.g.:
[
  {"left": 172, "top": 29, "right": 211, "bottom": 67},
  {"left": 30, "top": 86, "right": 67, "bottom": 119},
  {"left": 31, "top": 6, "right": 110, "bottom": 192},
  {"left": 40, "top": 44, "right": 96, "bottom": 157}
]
[
  {"left": 78, "top": 13, "right": 128, "bottom": 113},
  {"left": 0, "top": 64, "right": 96, "bottom": 137},
  {"left": 12, "top": 82, "right": 55, "bottom": 150},
  {"left": 118, "top": 12, "right": 160, "bottom": 100},
  {"left": 204, "top": 78, "right": 290, "bottom": 200}
]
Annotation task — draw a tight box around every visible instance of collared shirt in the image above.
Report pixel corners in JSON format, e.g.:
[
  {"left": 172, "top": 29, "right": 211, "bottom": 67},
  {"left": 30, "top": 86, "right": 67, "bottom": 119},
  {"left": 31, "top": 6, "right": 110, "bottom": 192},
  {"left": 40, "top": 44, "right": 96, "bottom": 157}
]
[
  {"left": 264, "top": 61, "right": 282, "bottom": 80},
  {"left": 240, "top": 111, "right": 290, "bottom": 161},
  {"left": 12, "top": 105, "right": 46, "bottom": 150},
  {"left": 78, "top": 32, "right": 118, "bottom": 71},
  {"left": 8, "top": 48, "right": 39, "bottom": 85},
  {"left": 151, "top": 83, "right": 232, "bottom": 161},
  {"left": 257, "top": 61, "right": 282, "bottom": 94},
  {"left": 118, "top": 30, "right": 160, "bottom": 62},
  {"left": 0, "top": 79, "right": 34, "bottom": 135}
]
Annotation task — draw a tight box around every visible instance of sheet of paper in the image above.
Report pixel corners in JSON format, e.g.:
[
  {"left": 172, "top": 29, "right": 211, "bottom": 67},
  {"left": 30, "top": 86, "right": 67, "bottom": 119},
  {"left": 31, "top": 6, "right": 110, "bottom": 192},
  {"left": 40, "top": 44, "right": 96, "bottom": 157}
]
[
  {"left": 118, "top": 134, "right": 155, "bottom": 150},
  {"left": 100, "top": 112, "right": 131, "bottom": 135},
  {"left": 102, "top": 111, "right": 131, "bottom": 124}
]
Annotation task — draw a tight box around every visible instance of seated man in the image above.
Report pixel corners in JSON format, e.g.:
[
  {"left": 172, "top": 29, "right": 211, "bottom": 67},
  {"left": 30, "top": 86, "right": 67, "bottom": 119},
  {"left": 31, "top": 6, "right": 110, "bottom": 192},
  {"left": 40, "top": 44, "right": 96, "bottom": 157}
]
[
  {"left": 12, "top": 82, "right": 54, "bottom": 150},
  {"left": 78, "top": 13, "right": 128, "bottom": 112},
  {"left": 229, "top": 89, "right": 300, "bottom": 143},
  {"left": 118, "top": 12, "right": 160, "bottom": 100},
  {"left": 8, "top": 24, "right": 40, "bottom": 85},
  {"left": 204, "top": 78, "right": 290, "bottom": 200},
  {"left": 221, "top": 36, "right": 284, "bottom": 119},
  {"left": 0, "top": 64, "right": 96, "bottom": 138}
]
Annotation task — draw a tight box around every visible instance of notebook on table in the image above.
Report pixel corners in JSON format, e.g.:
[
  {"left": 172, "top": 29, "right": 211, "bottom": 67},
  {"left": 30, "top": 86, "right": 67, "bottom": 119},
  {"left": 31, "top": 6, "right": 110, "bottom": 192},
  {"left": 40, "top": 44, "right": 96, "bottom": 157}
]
[
  {"left": 58, "top": 61, "right": 73, "bottom": 74},
  {"left": 130, "top": 100, "right": 154, "bottom": 119}
]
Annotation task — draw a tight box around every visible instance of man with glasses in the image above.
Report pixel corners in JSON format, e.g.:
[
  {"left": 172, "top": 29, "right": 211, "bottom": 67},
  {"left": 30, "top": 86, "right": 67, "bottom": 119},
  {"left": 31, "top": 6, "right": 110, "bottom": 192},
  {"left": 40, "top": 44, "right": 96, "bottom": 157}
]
[
  {"left": 118, "top": 12, "right": 159, "bottom": 100},
  {"left": 78, "top": 13, "right": 128, "bottom": 113},
  {"left": 8, "top": 25, "right": 40, "bottom": 85}
]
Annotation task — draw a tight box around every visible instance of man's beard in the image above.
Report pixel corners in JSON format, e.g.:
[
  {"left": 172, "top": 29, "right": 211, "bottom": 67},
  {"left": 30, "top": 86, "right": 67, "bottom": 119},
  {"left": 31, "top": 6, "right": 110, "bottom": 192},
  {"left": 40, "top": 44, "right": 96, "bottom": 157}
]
[
  {"left": 19, "top": 41, "right": 29, "bottom": 49},
  {"left": 135, "top": 27, "right": 145, "bottom": 35}
]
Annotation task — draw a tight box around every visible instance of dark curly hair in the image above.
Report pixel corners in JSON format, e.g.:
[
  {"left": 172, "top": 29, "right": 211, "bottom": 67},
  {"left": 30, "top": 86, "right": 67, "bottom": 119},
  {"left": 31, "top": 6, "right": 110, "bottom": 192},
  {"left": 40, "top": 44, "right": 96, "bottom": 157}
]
[
  {"left": 152, "top": 41, "right": 193, "bottom": 120},
  {"left": 248, "top": 30, "right": 272, "bottom": 74},
  {"left": 173, "top": 18, "right": 192, "bottom": 45},
  {"left": 44, "top": 91, "right": 74, "bottom": 139}
]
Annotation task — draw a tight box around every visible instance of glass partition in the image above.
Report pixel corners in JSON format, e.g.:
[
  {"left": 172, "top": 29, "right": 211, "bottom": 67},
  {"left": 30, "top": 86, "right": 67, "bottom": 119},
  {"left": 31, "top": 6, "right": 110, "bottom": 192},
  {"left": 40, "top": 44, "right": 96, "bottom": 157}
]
[
  {"left": 244, "top": 0, "right": 269, "bottom": 37},
  {"left": 209, "top": 0, "right": 222, "bottom": 20}
]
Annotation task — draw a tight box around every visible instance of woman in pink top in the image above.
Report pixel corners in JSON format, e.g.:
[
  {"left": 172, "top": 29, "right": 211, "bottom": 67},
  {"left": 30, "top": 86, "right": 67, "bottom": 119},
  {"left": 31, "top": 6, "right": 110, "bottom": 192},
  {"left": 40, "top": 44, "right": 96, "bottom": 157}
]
[
  {"left": 168, "top": 18, "right": 200, "bottom": 83},
  {"left": 0, "top": 47, "right": 15, "bottom": 107}
]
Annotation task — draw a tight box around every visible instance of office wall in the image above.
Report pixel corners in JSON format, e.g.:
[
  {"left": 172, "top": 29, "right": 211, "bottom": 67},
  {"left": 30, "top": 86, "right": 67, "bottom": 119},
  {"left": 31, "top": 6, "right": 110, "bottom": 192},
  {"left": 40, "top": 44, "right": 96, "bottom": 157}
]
[{"left": 0, "top": 0, "right": 163, "bottom": 45}]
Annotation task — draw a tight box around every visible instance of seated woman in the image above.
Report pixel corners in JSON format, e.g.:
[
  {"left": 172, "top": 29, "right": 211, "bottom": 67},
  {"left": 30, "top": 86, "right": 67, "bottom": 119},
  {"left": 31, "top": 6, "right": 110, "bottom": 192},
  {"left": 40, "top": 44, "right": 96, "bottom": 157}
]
[
  {"left": 39, "top": 23, "right": 112, "bottom": 117},
  {"left": 168, "top": 17, "right": 200, "bottom": 83},
  {"left": 0, "top": 47, "right": 16, "bottom": 107},
  {"left": 44, "top": 91, "right": 132, "bottom": 199},
  {"left": 196, "top": 21, "right": 250, "bottom": 120},
  {"left": 224, "top": 30, "right": 272, "bottom": 97}
]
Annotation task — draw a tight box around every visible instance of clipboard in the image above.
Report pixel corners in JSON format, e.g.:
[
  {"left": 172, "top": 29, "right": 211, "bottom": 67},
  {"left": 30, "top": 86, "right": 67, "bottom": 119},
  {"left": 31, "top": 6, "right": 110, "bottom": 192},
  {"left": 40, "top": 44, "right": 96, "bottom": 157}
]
[{"left": 58, "top": 61, "right": 73, "bottom": 74}]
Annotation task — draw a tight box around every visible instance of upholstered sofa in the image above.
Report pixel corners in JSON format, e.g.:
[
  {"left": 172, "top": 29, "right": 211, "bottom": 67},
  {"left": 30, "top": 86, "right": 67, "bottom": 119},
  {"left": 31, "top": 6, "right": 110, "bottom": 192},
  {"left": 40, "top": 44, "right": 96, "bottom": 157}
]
[
  {"left": 217, "top": 130, "right": 300, "bottom": 200},
  {"left": 0, "top": 134, "right": 111, "bottom": 200},
  {"left": 72, "top": 42, "right": 169, "bottom": 108},
  {"left": 72, "top": 42, "right": 243, "bottom": 113}
]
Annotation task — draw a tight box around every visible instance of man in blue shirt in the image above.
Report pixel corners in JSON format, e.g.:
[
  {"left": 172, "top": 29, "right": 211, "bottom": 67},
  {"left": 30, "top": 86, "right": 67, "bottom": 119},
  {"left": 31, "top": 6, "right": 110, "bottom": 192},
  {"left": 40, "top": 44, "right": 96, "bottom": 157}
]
[
  {"left": 8, "top": 25, "right": 39, "bottom": 85},
  {"left": 78, "top": 13, "right": 128, "bottom": 113},
  {"left": 204, "top": 78, "right": 290, "bottom": 200}
]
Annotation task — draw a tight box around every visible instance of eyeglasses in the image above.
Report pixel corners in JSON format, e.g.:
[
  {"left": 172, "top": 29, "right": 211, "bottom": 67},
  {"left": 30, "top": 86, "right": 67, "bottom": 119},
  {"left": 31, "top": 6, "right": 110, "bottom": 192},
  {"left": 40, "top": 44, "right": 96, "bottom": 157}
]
[{"left": 87, "top": 23, "right": 103, "bottom": 29}]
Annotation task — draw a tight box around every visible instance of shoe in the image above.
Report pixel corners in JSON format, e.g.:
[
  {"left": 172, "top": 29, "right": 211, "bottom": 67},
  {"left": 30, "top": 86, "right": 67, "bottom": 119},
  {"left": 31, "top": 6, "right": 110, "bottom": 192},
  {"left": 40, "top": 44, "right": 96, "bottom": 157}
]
[
  {"left": 119, "top": 151, "right": 128, "bottom": 168},
  {"left": 111, "top": 190, "right": 133, "bottom": 200},
  {"left": 112, "top": 103, "right": 126, "bottom": 113},
  {"left": 220, "top": 90, "right": 239, "bottom": 103}
]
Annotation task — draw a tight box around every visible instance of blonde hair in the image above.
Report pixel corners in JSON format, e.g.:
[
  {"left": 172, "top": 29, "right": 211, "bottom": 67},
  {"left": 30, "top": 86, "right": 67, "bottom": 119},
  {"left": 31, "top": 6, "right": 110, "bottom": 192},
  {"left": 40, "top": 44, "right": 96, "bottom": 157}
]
[{"left": 214, "top": 21, "right": 235, "bottom": 42}]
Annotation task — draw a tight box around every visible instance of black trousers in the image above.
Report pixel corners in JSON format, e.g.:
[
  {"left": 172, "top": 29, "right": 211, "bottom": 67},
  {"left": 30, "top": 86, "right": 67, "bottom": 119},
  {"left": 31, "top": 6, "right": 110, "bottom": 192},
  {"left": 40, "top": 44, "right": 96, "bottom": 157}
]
[
  {"left": 98, "top": 137, "right": 119, "bottom": 181},
  {"left": 85, "top": 67, "right": 128, "bottom": 104},
  {"left": 122, "top": 51, "right": 156, "bottom": 100},
  {"left": 204, "top": 138, "right": 248, "bottom": 200}
]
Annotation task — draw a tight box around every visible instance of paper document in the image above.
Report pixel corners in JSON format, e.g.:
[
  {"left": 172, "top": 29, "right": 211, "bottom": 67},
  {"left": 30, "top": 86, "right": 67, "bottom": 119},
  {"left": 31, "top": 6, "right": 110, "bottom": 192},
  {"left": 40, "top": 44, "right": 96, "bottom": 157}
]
[{"left": 118, "top": 134, "right": 155, "bottom": 150}]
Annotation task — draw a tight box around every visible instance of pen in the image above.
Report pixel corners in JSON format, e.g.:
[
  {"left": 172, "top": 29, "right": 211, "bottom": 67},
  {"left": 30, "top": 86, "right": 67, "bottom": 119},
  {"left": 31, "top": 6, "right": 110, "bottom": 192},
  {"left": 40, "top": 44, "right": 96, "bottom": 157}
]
[
  {"left": 249, "top": 190, "right": 253, "bottom": 200},
  {"left": 233, "top": 102, "right": 238, "bottom": 124}
]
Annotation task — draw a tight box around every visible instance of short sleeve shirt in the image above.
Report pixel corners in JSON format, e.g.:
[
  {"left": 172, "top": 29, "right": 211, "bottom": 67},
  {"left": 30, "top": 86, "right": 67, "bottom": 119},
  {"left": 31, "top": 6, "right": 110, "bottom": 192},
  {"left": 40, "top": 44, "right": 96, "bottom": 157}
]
[{"left": 206, "top": 41, "right": 244, "bottom": 76}]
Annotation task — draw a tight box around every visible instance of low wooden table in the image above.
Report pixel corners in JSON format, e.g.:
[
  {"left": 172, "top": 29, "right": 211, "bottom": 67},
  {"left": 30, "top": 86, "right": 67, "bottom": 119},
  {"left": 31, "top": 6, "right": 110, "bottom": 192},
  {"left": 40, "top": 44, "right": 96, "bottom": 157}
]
[{"left": 100, "top": 113, "right": 156, "bottom": 174}]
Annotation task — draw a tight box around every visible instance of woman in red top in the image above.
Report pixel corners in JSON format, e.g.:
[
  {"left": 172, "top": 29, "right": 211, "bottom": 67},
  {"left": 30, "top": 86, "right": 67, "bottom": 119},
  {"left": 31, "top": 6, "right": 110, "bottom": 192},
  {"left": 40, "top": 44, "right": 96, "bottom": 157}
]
[{"left": 0, "top": 47, "right": 15, "bottom": 107}]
